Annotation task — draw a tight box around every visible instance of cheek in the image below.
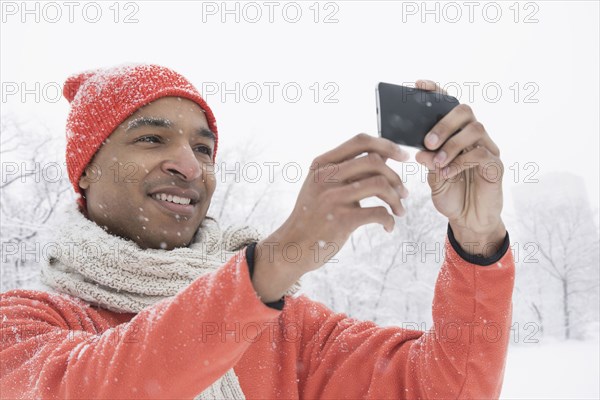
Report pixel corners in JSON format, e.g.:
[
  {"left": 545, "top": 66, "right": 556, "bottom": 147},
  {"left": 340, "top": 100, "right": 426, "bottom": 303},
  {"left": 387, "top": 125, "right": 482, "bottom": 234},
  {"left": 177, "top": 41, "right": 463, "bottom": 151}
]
[
  {"left": 205, "top": 172, "right": 217, "bottom": 194},
  {"left": 86, "top": 183, "right": 120, "bottom": 213},
  {"left": 86, "top": 162, "right": 143, "bottom": 206},
  {"left": 95, "top": 158, "right": 151, "bottom": 188},
  {"left": 112, "top": 161, "right": 148, "bottom": 183}
]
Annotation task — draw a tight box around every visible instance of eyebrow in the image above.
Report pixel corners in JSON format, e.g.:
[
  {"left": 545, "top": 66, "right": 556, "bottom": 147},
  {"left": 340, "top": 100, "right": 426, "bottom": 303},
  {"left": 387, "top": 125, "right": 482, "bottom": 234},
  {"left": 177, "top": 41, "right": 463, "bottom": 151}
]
[
  {"left": 126, "top": 116, "right": 216, "bottom": 142},
  {"left": 127, "top": 117, "right": 173, "bottom": 131},
  {"left": 196, "top": 128, "right": 216, "bottom": 142}
]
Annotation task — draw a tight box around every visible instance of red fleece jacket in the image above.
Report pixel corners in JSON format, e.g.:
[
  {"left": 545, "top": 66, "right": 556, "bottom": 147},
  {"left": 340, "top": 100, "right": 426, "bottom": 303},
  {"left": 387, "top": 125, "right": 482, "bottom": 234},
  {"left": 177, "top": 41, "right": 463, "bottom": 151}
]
[{"left": 0, "top": 236, "right": 514, "bottom": 400}]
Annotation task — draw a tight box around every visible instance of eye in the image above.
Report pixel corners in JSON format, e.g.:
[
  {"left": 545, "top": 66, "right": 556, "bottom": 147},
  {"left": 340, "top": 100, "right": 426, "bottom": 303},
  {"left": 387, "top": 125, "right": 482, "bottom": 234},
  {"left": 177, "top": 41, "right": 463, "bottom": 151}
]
[
  {"left": 135, "top": 135, "right": 162, "bottom": 144},
  {"left": 194, "top": 144, "right": 212, "bottom": 156}
]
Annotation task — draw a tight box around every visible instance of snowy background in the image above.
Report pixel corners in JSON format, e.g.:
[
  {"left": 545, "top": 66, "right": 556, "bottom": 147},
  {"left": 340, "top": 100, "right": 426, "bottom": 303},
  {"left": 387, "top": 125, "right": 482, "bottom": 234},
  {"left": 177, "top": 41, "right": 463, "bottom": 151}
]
[{"left": 1, "top": 1, "right": 599, "bottom": 398}]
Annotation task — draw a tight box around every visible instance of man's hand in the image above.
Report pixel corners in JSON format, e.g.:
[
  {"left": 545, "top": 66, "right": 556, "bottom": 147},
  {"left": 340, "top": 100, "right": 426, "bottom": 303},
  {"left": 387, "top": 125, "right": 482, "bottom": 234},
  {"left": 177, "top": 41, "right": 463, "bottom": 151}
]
[
  {"left": 252, "top": 134, "right": 410, "bottom": 302},
  {"left": 414, "top": 79, "right": 506, "bottom": 258}
]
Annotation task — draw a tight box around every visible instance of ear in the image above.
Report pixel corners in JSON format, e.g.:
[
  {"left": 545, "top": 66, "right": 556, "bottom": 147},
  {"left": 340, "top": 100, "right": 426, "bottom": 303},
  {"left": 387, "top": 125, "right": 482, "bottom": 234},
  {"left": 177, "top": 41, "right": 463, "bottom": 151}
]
[{"left": 78, "top": 169, "right": 90, "bottom": 190}]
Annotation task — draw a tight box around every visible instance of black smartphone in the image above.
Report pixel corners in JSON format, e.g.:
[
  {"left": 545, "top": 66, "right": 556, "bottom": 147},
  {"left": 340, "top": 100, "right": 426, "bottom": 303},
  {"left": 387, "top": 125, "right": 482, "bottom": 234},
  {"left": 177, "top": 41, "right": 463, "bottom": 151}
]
[{"left": 376, "top": 82, "right": 459, "bottom": 150}]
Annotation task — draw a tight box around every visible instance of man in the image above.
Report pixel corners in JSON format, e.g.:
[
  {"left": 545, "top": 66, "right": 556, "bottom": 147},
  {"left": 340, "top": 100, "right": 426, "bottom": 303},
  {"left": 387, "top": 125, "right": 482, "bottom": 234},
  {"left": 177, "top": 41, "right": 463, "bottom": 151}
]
[{"left": 0, "top": 64, "right": 514, "bottom": 399}]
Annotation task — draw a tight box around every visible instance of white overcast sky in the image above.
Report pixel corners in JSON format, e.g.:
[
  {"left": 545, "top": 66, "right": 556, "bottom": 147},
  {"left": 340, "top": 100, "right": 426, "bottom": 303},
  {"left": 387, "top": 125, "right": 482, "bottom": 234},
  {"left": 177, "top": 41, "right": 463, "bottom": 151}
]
[{"left": 1, "top": 0, "right": 599, "bottom": 216}]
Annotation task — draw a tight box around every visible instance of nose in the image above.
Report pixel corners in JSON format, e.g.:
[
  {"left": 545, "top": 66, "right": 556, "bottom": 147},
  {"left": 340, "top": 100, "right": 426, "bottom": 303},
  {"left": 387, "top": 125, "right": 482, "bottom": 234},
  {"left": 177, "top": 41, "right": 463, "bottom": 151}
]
[{"left": 160, "top": 144, "right": 203, "bottom": 182}]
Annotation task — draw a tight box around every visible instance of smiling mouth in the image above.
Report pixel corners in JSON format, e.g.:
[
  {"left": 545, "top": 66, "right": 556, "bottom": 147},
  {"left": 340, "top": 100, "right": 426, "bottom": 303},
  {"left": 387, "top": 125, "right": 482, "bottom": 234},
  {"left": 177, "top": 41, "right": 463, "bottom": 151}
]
[
  {"left": 151, "top": 193, "right": 194, "bottom": 205},
  {"left": 149, "top": 193, "right": 197, "bottom": 216}
]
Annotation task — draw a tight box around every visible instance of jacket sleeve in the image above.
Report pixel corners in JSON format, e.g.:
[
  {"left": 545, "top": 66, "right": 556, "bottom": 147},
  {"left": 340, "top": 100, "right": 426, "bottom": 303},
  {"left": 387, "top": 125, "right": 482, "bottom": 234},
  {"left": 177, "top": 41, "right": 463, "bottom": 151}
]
[
  {"left": 295, "top": 231, "right": 515, "bottom": 400},
  {"left": 0, "top": 249, "right": 281, "bottom": 400}
]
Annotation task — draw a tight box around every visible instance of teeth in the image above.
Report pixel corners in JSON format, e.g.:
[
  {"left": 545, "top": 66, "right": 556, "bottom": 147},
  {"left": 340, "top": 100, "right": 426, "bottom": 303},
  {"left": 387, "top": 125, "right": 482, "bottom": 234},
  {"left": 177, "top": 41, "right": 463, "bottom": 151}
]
[{"left": 152, "top": 193, "right": 192, "bottom": 205}]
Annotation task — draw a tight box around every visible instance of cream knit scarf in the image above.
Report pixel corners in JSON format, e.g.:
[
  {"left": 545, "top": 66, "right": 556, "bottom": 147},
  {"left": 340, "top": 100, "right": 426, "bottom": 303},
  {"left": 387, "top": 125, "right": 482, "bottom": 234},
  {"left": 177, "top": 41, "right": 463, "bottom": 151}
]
[{"left": 41, "top": 204, "right": 300, "bottom": 400}]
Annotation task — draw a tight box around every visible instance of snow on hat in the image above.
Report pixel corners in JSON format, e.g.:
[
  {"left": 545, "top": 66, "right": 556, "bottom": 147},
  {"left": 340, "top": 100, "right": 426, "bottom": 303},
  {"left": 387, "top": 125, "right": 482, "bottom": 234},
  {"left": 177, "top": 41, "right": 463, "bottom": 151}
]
[{"left": 63, "top": 63, "right": 219, "bottom": 210}]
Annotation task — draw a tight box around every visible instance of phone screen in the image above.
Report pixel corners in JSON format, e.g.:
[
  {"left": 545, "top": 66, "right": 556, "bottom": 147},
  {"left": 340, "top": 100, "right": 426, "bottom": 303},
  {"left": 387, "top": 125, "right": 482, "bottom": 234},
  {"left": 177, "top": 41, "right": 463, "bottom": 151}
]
[{"left": 376, "top": 82, "right": 459, "bottom": 149}]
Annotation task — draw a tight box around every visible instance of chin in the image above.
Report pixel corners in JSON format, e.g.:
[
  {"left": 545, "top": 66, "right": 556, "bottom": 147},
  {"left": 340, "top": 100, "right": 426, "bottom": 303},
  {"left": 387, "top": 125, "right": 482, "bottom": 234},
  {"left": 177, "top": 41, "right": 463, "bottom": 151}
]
[{"left": 142, "top": 234, "right": 196, "bottom": 250}]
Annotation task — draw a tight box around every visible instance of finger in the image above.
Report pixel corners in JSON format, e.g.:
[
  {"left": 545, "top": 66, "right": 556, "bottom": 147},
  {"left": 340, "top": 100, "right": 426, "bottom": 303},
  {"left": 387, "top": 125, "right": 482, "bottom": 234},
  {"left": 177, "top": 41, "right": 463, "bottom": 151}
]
[
  {"left": 314, "top": 133, "right": 410, "bottom": 167},
  {"left": 333, "top": 152, "right": 409, "bottom": 198},
  {"left": 349, "top": 206, "right": 396, "bottom": 233},
  {"left": 423, "top": 103, "right": 476, "bottom": 151},
  {"left": 430, "top": 121, "right": 495, "bottom": 169},
  {"left": 333, "top": 175, "right": 406, "bottom": 217},
  {"left": 440, "top": 146, "right": 502, "bottom": 182},
  {"left": 415, "top": 79, "right": 448, "bottom": 95},
  {"left": 415, "top": 149, "right": 432, "bottom": 169}
]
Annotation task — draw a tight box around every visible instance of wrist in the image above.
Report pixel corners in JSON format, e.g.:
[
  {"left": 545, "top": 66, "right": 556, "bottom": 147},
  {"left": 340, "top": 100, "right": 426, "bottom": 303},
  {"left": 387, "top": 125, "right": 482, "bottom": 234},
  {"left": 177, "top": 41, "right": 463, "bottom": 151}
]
[
  {"left": 449, "top": 219, "right": 506, "bottom": 258},
  {"left": 252, "top": 239, "right": 305, "bottom": 304}
]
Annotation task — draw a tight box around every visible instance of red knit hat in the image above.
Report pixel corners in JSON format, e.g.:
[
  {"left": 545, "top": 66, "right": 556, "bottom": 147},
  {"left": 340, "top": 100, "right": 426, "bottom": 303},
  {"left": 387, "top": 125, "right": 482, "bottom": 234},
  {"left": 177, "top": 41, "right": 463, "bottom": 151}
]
[{"left": 63, "top": 64, "right": 218, "bottom": 210}]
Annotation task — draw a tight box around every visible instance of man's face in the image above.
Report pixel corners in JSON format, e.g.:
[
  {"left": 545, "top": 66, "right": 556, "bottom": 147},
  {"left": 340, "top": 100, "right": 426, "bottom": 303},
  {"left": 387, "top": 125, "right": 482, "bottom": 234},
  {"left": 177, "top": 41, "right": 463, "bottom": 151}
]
[{"left": 79, "top": 97, "right": 217, "bottom": 250}]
